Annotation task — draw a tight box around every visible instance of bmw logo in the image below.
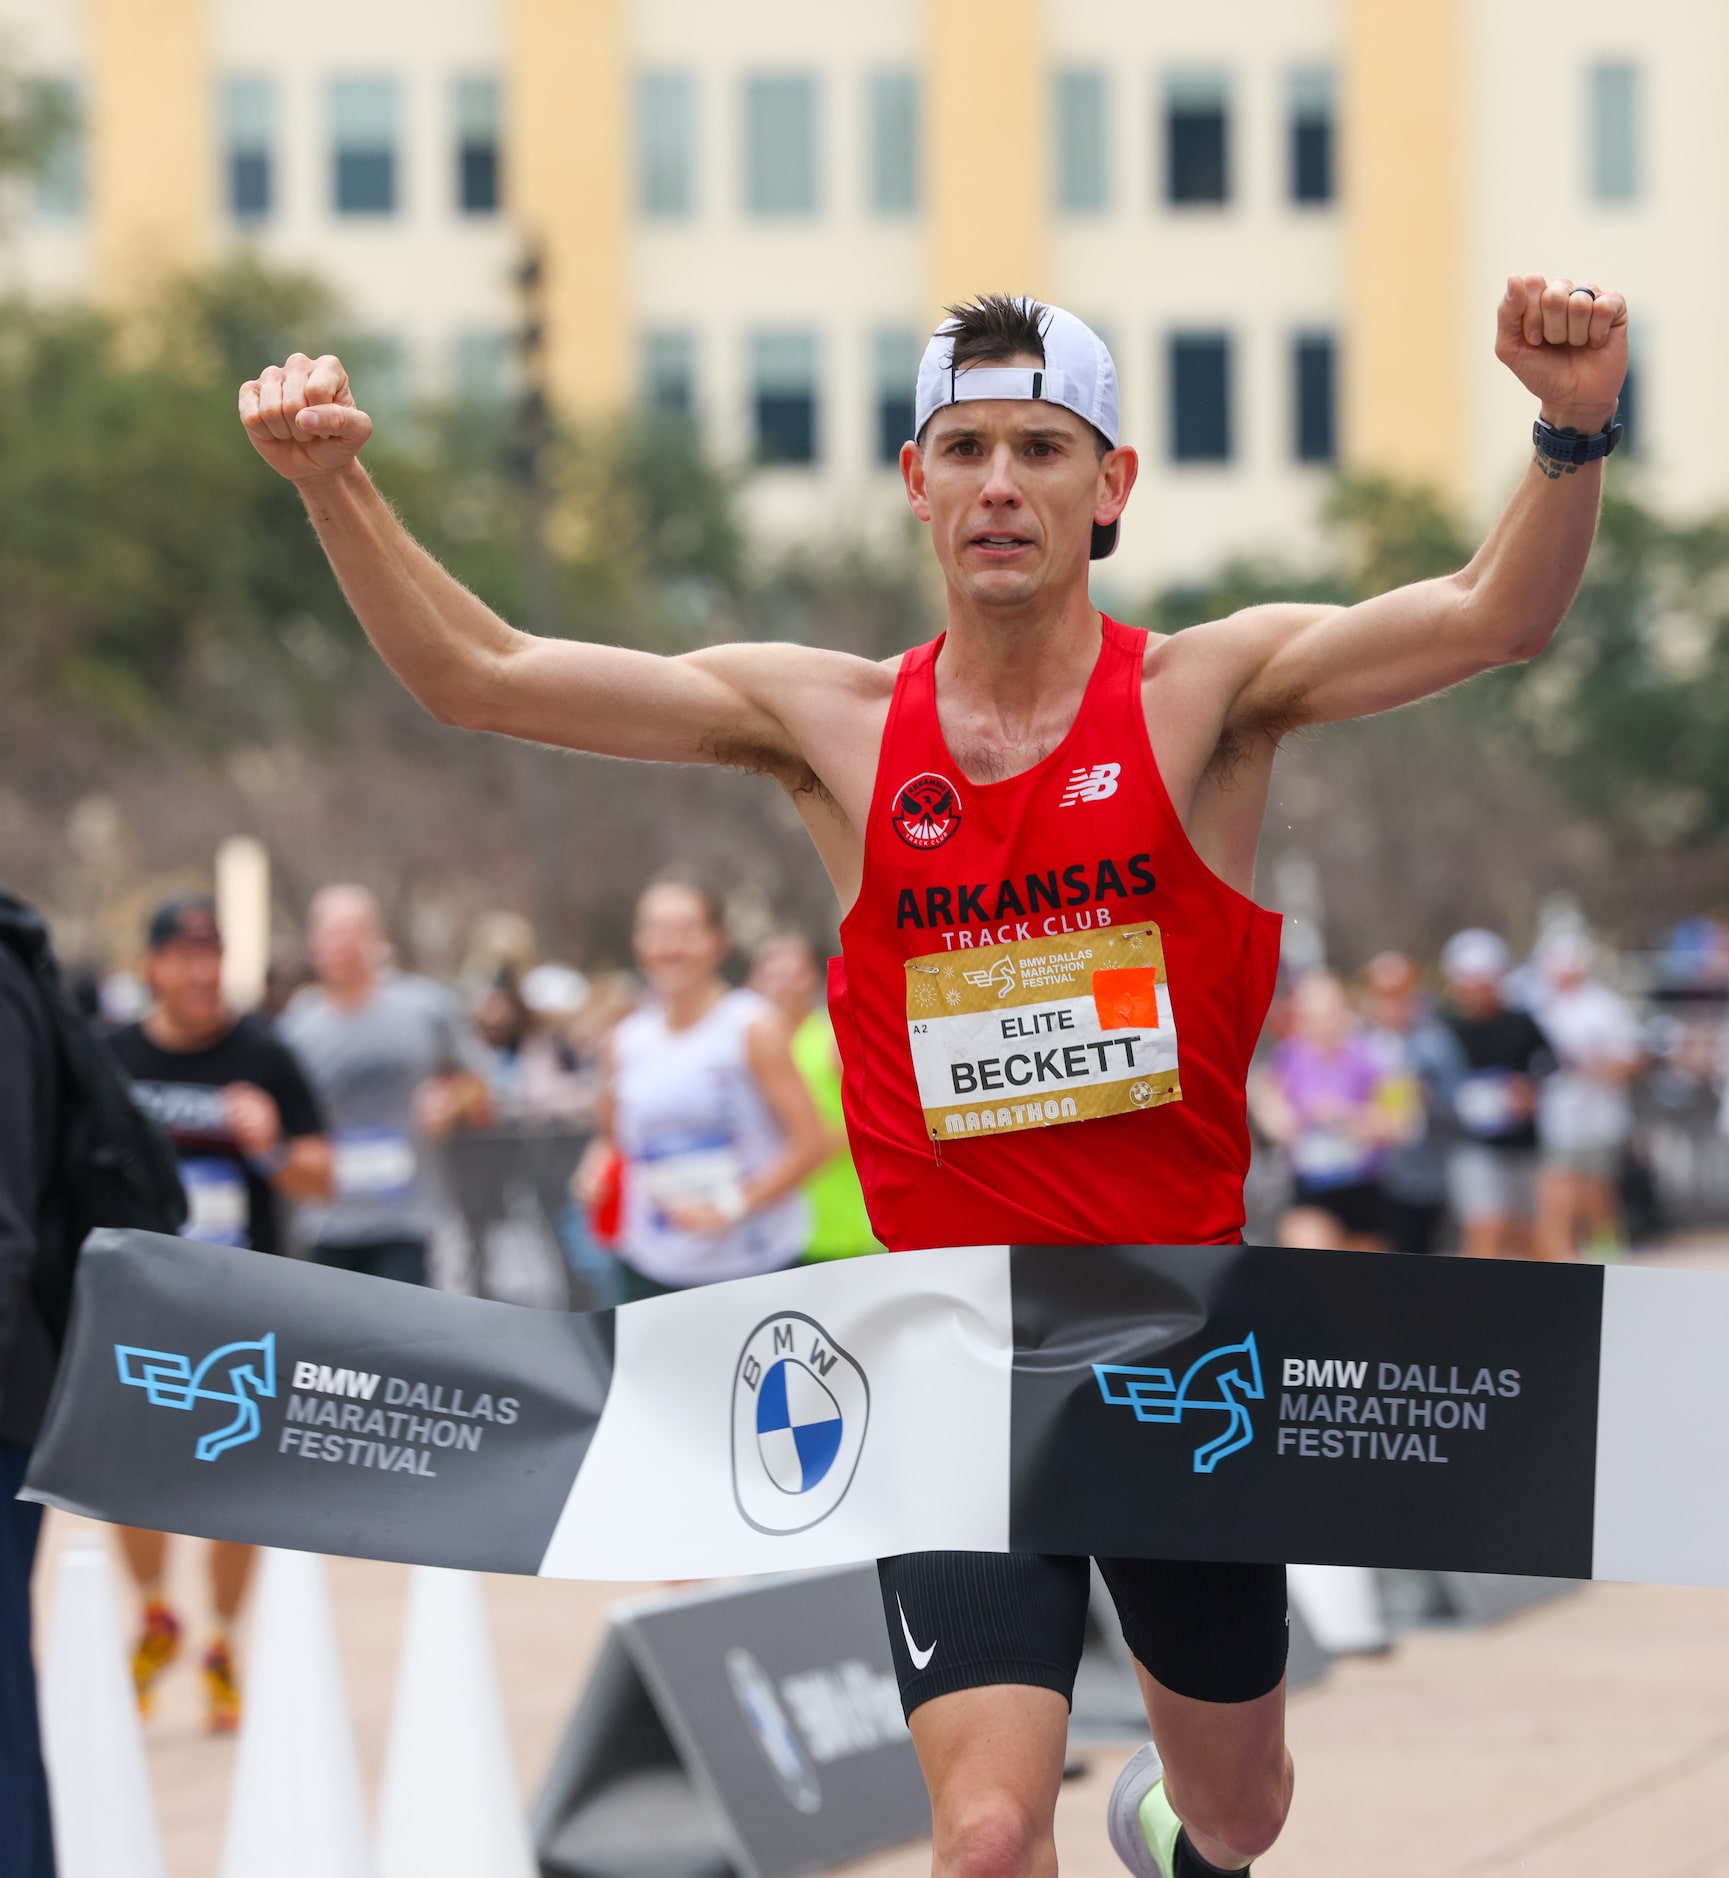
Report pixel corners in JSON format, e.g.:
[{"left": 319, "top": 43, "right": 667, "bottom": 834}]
[{"left": 731, "top": 1311, "right": 869, "bottom": 1535}]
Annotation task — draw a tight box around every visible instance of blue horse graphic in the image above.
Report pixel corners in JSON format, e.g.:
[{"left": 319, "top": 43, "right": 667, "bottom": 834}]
[
  {"left": 115, "top": 1334, "right": 277, "bottom": 1462},
  {"left": 1093, "top": 1333, "right": 1264, "bottom": 1473}
]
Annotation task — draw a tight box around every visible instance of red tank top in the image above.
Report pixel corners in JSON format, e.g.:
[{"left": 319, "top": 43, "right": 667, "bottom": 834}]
[{"left": 830, "top": 615, "right": 1282, "bottom": 1250}]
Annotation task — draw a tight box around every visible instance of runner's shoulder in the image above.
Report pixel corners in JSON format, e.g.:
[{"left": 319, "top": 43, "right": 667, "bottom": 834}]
[
  {"left": 1141, "top": 602, "right": 1343, "bottom": 675},
  {"left": 682, "top": 637, "right": 900, "bottom": 700}
]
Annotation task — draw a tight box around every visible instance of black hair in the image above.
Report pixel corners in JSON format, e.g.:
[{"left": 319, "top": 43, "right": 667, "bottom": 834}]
[{"left": 941, "top": 293, "right": 1049, "bottom": 372}]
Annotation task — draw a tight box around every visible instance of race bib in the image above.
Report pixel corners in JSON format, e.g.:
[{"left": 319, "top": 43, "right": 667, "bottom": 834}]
[
  {"left": 179, "top": 1157, "right": 250, "bottom": 1247},
  {"left": 1454, "top": 1072, "right": 1519, "bottom": 1139},
  {"left": 333, "top": 1128, "right": 417, "bottom": 1202},
  {"left": 905, "top": 921, "right": 1181, "bottom": 1142},
  {"left": 1289, "top": 1130, "right": 1368, "bottom": 1184},
  {"left": 633, "top": 1135, "right": 747, "bottom": 1224}
]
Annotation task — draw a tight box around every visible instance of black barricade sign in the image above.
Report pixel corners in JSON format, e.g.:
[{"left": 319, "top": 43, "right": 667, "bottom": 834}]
[
  {"left": 24, "top": 1230, "right": 1729, "bottom": 1587},
  {"left": 534, "top": 1569, "right": 930, "bottom": 1878}
]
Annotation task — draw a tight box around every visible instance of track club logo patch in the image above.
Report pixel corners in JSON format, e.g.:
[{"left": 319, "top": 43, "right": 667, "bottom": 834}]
[
  {"left": 732, "top": 1311, "right": 869, "bottom": 1534},
  {"left": 892, "top": 772, "right": 963, "bottom": 849}
]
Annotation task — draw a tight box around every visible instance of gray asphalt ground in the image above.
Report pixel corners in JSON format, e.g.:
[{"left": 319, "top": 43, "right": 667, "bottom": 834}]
[{"left": 33, "top": 1239, "right": 1729, "bottom": 1878}]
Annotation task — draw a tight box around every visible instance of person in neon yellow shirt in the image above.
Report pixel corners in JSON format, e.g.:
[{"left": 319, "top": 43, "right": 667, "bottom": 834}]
[{"left": 749, "top": 933, "right": 884, "bottom": 1260}]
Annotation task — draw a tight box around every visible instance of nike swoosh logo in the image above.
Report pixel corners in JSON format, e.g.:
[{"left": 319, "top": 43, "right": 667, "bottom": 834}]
[{"left": 897, "top": 1595, "right": 936, "bottom": 1671}]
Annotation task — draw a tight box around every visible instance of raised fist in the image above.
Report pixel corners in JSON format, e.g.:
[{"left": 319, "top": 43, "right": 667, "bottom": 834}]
[
  {"left": 238, "top": 352, "right": 374, "bottom": 483},
  {"left": 1495, "top": 275, "right": 1629, "bottom": 433}
]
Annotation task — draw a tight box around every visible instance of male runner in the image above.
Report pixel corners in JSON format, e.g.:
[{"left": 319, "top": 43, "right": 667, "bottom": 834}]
[
  {"left": 109, "top": 894, "right": 331, "bottom": 1730},
  {"left": 240, "top": 273, "right": 1626, "bottom": 1875}
]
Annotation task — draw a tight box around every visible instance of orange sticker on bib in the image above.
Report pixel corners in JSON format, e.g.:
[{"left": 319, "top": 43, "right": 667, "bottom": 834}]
[{"left": 1092, "top": 967, "right": 1163, "bottom": 1031}]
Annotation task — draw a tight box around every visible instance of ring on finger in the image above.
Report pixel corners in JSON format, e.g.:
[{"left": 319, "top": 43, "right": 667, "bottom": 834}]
[{"left": 1569, "top": 286, "right": 1598, "bottom": 301}]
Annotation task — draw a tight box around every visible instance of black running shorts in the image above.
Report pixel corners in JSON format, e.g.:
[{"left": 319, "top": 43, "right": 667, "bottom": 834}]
[{"left": 877, "top": 1552, "right": 1289, "bottom": 1716}]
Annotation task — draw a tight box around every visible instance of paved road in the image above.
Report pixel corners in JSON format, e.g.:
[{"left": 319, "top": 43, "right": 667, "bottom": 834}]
[{"left": 33, "top": 1241, "right": 1729, "bottom": 1877}]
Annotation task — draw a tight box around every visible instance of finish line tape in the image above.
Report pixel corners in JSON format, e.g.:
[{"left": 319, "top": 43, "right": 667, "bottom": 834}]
[{"left": 23, "top": 1230, "right": 1729, "bottom": 1587}]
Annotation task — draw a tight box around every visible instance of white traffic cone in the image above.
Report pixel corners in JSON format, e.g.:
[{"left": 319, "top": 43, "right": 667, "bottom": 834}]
[
  {"left": 218, "top": 1548, "right": 370, "bottom": 1878},
  {"left": 39, "top": 1537, "right": 169, "bottom": 1878},
  {"left": 1288, "top": 1563, "right": 1391, "bottom": 1655},
  {"left": 374, "top": 1567, "right": 536, "bottom": 1878}
]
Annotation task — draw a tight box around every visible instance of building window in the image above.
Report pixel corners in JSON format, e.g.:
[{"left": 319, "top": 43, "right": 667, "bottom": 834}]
[
  {"left": 1169, "top": 332, "right": 1232, "bottom": 463},
  {"left": 330, "top": 77, "right": 399, "bottom": 215},
  {"left": 1289, "top": 69, "right": 1334, "bottom": 205},
  {"left": 867, "top": 71, "right": 918, "bottom": 214},
  {"left": 1055, "top": 70, "right": 1107, "bottom": 213},
  {"left": 1164, "top": 72, "right": 1228, "bottom": 206},
  {"left": 221, "top": 77, "right": 274, "bottom": 220},
  {"left": 454, "top": 76, "right": 500, "bottom": 214},
  {"left": 637, "top": 71, "right": 695, "bottom": 217},
  {"left": 873, "top": 330, "right": 920, "bottom": 465},
  {"left": 643, "top": 331, "right": 697, "bottom": 424},
  {"left": 1589, "top": 61, "right": 1639, "bottom": 202},
  {"left": 452, "top": 331, "right": 512, "bottom": 405},
  {"left": 1293, "top": 332, "right": 1337, "bottom": 463},
  {"left": 32, "top": 79, "right": 83, "bottom": 219},
  {"left": 752, "top": 331, "right": 819, "bottom": 464},
  {"left": 746, "top": 74, "right": 818, "bottom": 216}
]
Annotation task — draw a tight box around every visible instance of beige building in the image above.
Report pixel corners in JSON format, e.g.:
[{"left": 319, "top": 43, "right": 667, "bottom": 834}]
[{"left": 0, "top": 0, "right": 1694, "bottom": 594}]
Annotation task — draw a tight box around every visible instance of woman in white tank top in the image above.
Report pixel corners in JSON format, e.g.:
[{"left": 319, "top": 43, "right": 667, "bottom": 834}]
[{"left": 594, "top": 880, "right": 835, "bottom": 1299}]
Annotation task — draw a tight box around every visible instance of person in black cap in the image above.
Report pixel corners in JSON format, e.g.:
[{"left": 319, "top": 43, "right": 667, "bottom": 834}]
[{"left": 107, "top": 894, "right": 331, "bottom": 1734}]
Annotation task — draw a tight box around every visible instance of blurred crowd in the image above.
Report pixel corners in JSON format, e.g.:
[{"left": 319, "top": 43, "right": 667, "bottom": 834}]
[
  {"left": 1250, "top": 920, "right": 1729, "bottom": 1261},
  {"left": 30, "top": 874, "right": 1729, "bottom": 1749}
]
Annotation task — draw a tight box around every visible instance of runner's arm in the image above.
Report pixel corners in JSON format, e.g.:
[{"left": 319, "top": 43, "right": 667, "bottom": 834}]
[
  {"left": 1222, "top": 276, "right": 1628, "bottom": 731},
  {"left": 239, "top": 355, "right": 812, "bottom": 773}
]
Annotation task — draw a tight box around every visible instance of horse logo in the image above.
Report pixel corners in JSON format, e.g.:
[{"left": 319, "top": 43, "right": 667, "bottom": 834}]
[
  {"left": 116, "top": 1334, "right": 277, "bottom": 1462},
  {"left": 1093, "top": 1333, "right": 1263, "bottom": 1474}
]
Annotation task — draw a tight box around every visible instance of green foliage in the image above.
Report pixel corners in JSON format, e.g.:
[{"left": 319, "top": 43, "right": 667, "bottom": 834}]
[
  {"left": 1135, "top": 471, "right": 1729, "bottom": 853},
  {"left": 0, "top": 257, "right": 763, "bottom": 748}
]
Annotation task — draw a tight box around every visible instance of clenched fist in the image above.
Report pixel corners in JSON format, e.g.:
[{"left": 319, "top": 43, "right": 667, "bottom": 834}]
[
  {"left": 239, "top": 352, "right": 373, "bottom": 483},
  {"left": 1495, "top": 275, "right": 1629, "bottom": 433}
]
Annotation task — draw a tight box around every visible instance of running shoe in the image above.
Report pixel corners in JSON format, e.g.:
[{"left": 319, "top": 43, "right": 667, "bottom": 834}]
[
  {"left": 202, "top": 1638, "right": 242, "bottom": 1736},
  {"left": 130, "top": 1602, "right": 182, "bottom": 1712},
  {"left": 1108, "top": 1742, "right": 1247, "bottom": 1878}
]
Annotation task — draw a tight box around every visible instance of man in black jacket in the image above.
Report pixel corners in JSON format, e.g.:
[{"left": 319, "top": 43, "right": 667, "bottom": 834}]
[{"left": 0, "top": 934, "right": 60, "bottom": 1878}]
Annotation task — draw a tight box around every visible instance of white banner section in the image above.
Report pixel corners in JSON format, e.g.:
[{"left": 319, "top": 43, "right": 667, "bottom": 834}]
[
  {"left": 1593, "top": 1265, "right": 1729, "bottom": 1587},
  {"left": 536, "top": 1243, "right": 1015, "bottom": 1579}
]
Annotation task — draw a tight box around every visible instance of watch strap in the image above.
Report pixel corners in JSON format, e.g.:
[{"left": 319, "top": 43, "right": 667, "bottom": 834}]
[{"left": 1533, "top": 415, "right": 1623, "bottom": 464}]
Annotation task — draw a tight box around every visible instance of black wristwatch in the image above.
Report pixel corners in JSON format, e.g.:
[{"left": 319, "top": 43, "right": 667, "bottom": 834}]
[{"left": 1532, "top": 412, "right": 1623, "bottom": 464}]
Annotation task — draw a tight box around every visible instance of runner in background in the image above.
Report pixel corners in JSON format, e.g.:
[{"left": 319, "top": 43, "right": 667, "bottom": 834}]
[
  {"left": 577, "top": 881, "right": 833, "bottom": 1301},
  {"left": 1360, "top": 951, "right": 1465, "bottom": 1256},
  {"left": 107, "top": 895, "right": 331, "bottom": 1733},
  {"left": 279, "top": 885, "right": 491, "bottom": 1287},
  {"left": 1440, "top": 929, "right": 1554, "bottom": 1259},
  {"left": 749, "top": 931, "right": 885, "bottom": 1261},
  {"left": 1248, "top": 971, "right": 1409, "bottom": 1251},
  {"left": 1530, "top": 931, "right": 1642, "bottom": 1259}
]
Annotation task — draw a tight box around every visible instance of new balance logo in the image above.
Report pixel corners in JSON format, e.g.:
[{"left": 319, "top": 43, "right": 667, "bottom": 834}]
[{"left": 1060, "top": 762, "right": 1121, "bottom": 805}]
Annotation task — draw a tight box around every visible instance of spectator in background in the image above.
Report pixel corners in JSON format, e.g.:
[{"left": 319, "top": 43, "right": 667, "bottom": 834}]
[
  {"left": 108, "top": 896, "right": 331, "bottom": 1733},
  {"left": 1249, "top": 971, "right": 1410, "bottom": 1251},
  {"left": 1361, "top": 951, "right": 1465, "bottom": 1256},
  {"left": 577, "top": 880, "right": 833, "bottom": 1300},
  {"left": 476, "top": 963, "right": 595, "bottom": 1126},
  {"left": 1440, "top": 929, "right": 1554, "bottom": 1259},
  {"left": 0, "top": 902, "right": 60, "bottom": 1878},
  {"left": 1531, "top": 931, "right": 1642, "bottom": 1260},
  {"left": 280, "top": 885, "right": 492, "bottom": 1287},
  {"left": 749, "top": 932, "right": 884, "bottom": 1261}
]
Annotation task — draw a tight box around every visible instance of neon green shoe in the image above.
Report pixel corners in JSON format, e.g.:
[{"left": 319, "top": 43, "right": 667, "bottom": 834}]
[{"left": 1106, "top": 1743, "right": 1249, "bottom": 1877}]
